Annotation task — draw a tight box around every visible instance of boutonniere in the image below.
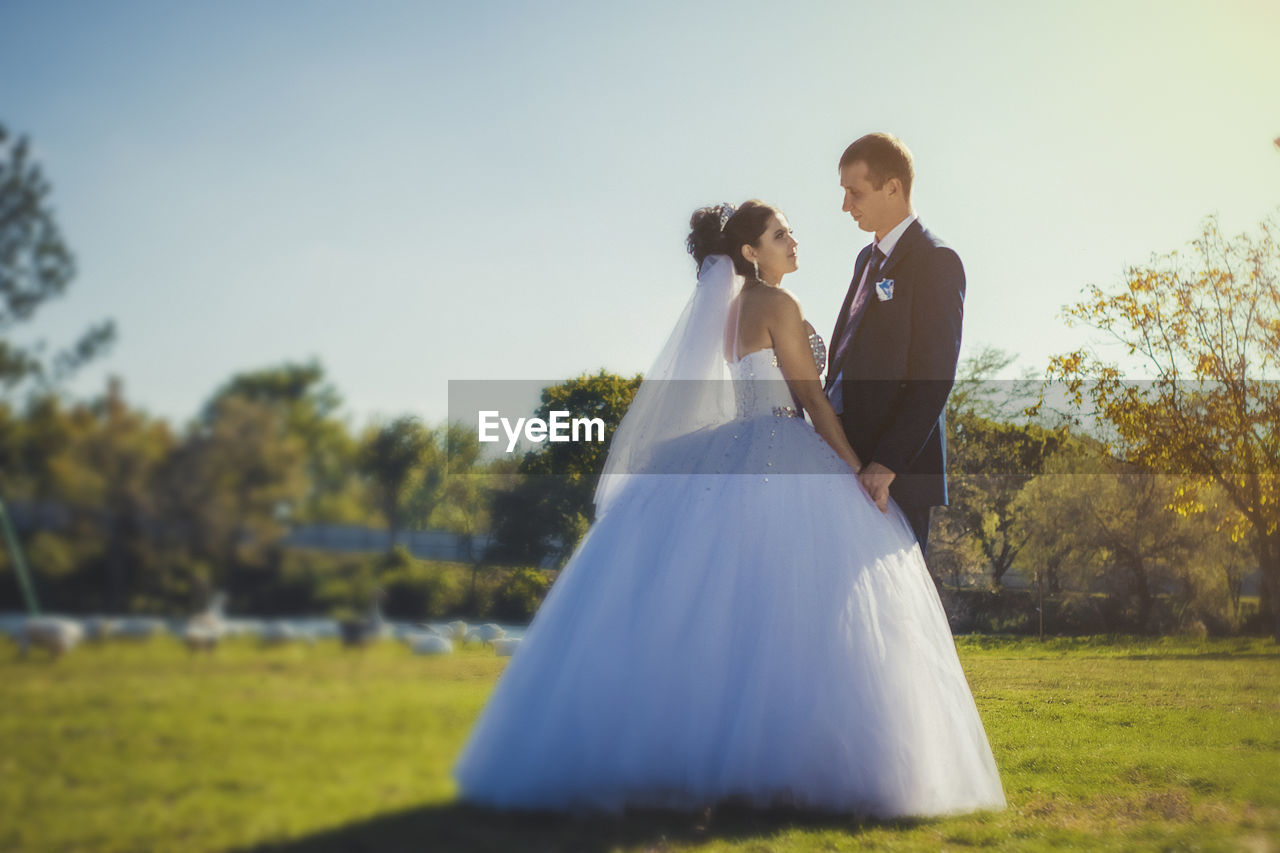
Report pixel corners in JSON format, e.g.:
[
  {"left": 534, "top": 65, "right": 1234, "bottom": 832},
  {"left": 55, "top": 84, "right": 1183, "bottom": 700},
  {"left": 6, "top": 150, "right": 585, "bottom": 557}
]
[{"left": 874, "top": 278, "right": 894, "bottom": 301}]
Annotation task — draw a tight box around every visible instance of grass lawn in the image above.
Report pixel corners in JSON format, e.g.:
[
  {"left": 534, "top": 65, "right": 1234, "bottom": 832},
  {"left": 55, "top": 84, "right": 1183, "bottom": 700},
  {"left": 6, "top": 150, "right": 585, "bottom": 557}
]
[{"left": 0, "top": 634, "right": 1276, "bottom": 852}]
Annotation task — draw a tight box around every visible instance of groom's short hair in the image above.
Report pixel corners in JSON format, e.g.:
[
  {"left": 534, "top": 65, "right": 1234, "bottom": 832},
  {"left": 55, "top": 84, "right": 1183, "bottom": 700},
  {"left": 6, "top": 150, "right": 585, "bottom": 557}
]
[{"left": 839, "top": 133, "right": 914, "bottom": 202}]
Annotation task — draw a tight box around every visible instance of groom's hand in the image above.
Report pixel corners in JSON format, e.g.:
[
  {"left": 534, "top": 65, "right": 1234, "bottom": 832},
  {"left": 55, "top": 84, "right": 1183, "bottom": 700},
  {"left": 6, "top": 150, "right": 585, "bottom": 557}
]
[{"left": 858, "top": 462, "right": 896, "bottom": 513}]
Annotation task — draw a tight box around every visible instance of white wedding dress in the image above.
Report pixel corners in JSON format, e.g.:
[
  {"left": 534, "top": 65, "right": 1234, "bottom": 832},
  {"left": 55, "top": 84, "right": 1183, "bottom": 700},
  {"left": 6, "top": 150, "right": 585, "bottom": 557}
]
[{"left": 451, "top": 309, "right": 1008, "bottom": 818}]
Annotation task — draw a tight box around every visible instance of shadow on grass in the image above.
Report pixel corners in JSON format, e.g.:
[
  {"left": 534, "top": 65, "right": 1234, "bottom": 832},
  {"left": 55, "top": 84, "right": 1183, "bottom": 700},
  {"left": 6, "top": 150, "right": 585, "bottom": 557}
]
[{"left": 242, "top": 799, "right": 936, "bottom": 853}]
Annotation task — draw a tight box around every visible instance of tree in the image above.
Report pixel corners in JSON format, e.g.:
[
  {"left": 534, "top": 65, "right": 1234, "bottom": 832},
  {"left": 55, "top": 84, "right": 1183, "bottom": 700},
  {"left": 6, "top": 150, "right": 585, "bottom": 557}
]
[
  {"left": 432, "top": 423, "right": 496, "bottom": 610},
  {"left": 0, "top": 123, "right": 114, "bottom": 399},
  {"left": 203, "top": 360, "right": 362, "bottom": 523},
  {"left": 937, "top": 345, "right": 1065, "bottom": 588},
  {"left": 160, "top": 395, "right": 308, "bottom": 598},
  {"left": 489, "top": 371, "right": 642, "bottom": 566},
  {"left": 41, "top": 379, "right": 176, "bottom": 611},
  {"left": 1013, "top": 441, "right": 1211, "bottom": 633},
  {"left": 0, "top": 123, "right": 116, "bottom": 610},
  {"left": 358, "top": 416, "right": 439, "bottom": 552},
  {"left": 1037, "top": 212, "right": 1280, "bottom": 636}
]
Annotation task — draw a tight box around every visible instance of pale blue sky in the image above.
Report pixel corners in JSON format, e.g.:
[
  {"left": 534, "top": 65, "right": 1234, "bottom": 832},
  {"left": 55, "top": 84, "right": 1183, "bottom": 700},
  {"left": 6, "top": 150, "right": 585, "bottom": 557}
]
[{"left": 2, "top": 0, "right": 1278, "bottom": 429}]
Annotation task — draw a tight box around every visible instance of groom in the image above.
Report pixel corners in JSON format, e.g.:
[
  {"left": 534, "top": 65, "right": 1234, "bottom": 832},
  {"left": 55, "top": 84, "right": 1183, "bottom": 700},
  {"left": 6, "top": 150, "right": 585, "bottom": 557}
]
[{"left": 824, "top": 132, "right": 965, "bottom": 557}]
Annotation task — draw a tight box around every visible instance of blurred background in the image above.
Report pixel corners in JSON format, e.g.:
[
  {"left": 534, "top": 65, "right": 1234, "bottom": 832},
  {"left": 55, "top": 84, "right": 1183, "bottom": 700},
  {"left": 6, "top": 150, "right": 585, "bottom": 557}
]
[
  {"left": 2, "top": 2, "right": 1279, "bottom": 850},
  {"left": 1, "top": 0, "right": 1277, "bottom": 636}
]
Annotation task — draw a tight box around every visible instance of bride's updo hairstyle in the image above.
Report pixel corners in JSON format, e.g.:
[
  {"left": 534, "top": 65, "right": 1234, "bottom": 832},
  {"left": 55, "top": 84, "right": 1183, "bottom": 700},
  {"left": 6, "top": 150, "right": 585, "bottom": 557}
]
[{"left": 686, "top": 199, "right": 780, "bottom": 278}]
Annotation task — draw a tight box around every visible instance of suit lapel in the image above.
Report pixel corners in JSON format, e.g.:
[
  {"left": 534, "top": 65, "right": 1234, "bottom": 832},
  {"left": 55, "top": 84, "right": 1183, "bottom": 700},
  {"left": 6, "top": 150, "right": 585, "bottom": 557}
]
[
  {"left": 875, "top": 218, "right": 924, "bottom": 282},
  {"left": 829, "top": 219, "right": 926, "bottom": 380},
  {"left": 833, "top": 219, "right": 927, "bottom": 379}
]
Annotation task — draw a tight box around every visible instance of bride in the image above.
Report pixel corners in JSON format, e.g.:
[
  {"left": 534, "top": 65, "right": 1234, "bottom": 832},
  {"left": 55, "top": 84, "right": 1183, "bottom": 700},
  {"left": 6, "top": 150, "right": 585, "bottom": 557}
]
[{"left": 451, "top": 200, "right": 1007, "bottom": 819}]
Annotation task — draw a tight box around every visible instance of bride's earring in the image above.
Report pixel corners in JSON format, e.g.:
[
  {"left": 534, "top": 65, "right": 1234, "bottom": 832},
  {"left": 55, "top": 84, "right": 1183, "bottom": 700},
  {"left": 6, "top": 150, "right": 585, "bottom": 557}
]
[{"left": 752, "top": 259, "right": 760, "bottom": 281}]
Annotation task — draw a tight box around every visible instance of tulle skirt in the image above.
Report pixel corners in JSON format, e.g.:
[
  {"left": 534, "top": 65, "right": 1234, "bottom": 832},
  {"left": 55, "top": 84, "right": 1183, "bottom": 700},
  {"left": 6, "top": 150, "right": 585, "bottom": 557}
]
[{"left": 451, "top": 413, "right": 1007, "bottom": 818}]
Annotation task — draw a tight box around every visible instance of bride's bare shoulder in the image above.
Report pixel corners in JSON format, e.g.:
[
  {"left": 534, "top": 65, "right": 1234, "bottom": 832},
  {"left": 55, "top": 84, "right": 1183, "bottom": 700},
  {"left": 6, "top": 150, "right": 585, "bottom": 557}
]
[
  {"left": 773, "top": 289, "right": 819, "bottom": 338},
  {"left": 743, "top": 284, "right": 802, "bottom": 316}
]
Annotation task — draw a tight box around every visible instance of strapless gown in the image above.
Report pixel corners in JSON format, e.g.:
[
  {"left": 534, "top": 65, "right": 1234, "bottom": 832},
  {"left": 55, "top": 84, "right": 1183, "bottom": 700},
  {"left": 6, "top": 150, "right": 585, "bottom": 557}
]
[{"left": 451, "top": 340, "right": 1007, "bottom": 819}]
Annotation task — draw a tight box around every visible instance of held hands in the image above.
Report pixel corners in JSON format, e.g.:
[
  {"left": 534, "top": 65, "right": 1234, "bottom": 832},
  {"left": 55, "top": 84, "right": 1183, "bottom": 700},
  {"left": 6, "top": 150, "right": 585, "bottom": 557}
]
[{"left": 857, "top": 461, "right": 896, "bottom": 513}]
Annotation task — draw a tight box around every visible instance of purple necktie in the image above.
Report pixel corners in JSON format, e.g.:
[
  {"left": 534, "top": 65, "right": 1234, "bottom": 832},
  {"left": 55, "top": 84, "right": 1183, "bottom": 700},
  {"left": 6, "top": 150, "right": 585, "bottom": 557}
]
[{"left": 829, "top": 244, "right": 885, "bottom": 382}]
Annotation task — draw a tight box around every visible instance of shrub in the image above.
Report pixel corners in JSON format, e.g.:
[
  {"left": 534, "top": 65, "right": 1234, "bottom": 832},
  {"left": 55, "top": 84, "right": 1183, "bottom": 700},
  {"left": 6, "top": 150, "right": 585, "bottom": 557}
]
[
  {"left": 492, "top": 567, "right": 553, "bottom": 622},
  {"left": 377, "top": 547, "right": 464, "bottom": 619}
]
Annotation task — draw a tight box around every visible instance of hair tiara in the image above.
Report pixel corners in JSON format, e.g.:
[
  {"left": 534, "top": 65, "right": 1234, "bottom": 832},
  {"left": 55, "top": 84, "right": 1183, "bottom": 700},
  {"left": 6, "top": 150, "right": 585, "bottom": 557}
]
[{"left": 718, "top": 203, "right": 736, "bottom": 231}]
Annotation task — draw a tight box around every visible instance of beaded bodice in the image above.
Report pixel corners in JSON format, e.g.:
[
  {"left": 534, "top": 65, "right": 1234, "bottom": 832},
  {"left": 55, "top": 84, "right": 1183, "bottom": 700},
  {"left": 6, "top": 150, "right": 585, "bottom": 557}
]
[{"left": 727, "top": 330, "right": 826, "bottom": 419}]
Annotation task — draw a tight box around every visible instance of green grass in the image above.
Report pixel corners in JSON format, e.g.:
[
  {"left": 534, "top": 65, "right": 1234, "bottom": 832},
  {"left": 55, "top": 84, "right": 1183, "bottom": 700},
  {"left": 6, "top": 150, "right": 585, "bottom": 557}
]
[{"left": 1, "top": 635, "right": 1277, "bottom": 852}]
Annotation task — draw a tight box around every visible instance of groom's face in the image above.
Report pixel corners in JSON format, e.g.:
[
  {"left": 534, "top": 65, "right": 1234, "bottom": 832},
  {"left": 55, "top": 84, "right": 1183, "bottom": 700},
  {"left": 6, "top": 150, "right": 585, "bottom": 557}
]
[{"left": 839, "top": 160, "right": 895, "bottom": 236}]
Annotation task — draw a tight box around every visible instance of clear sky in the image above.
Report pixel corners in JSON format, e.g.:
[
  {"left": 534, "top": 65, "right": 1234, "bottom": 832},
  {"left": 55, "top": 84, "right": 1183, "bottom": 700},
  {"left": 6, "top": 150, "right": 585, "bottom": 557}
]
[{"left": 2, "top": 0, "right": 1277, "bottom": 430}]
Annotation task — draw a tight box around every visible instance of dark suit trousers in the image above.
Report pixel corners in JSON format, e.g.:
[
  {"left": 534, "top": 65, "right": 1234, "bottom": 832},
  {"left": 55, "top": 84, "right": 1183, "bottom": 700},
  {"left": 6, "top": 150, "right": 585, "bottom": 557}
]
[{"left": 901, "top": 504, "right": 932, "bottom": 556}]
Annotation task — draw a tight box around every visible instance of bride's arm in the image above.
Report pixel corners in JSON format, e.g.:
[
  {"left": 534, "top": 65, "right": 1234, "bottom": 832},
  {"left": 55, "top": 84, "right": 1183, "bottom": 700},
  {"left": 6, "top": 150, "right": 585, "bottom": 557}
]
[{"left": 764, "top": 291, "right": 863, "bottom": 475}]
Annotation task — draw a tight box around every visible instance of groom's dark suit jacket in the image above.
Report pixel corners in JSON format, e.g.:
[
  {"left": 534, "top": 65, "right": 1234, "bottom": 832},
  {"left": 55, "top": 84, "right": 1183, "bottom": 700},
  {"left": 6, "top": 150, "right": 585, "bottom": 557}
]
[{"left": 825, "top": 218, "right": 965, "bottom": 509}]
